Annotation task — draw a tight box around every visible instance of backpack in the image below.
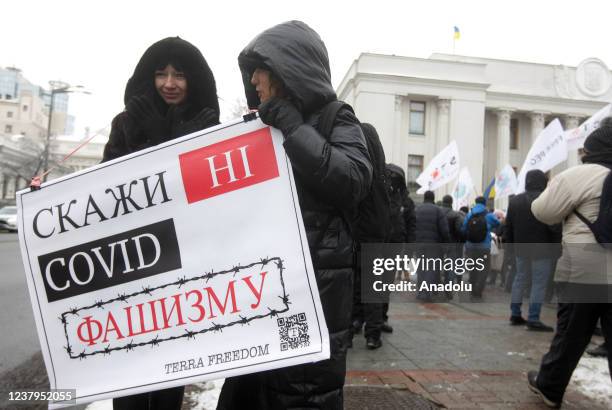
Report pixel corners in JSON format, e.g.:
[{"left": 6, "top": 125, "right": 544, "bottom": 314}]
[
  {"left": 574, "top": 170, "right": 612, "bottom": 244},
  {"left": 318, "top": 100, "right": 392, "bottom": 242},
  {"left": 466, "top": 212, "right": 488, "bottom": 243}
]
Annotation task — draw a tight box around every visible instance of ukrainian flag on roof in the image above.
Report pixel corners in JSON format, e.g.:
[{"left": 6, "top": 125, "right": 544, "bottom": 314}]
[{"left": 454, "top": 26, "right": 461, "bottom": 40}]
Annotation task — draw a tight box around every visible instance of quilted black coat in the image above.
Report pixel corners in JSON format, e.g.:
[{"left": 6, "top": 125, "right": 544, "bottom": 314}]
[{"left": 218, "top": 21, "right": 372, "bottom": 410}]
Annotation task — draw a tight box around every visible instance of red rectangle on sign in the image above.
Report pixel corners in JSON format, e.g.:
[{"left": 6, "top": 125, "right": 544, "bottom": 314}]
[{"left": 179, "top": 128, "right": 280, "bottom": 204}]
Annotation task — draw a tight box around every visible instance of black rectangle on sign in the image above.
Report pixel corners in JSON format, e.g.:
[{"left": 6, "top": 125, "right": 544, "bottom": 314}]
[{"left": 38, "top": 219, "right": 182, "bottom": 302}]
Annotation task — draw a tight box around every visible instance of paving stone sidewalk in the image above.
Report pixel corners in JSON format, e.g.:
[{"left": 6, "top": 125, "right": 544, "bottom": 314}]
[{"left": 345, "top": 285, "right": 610, "bottom": 409}]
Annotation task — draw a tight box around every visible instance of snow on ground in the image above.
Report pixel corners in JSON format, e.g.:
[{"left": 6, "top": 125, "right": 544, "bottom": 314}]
[
  {"left": 184, "top": 379, "right": 224, "bottom": 409},
  {"left": 84, "top": 399, "right": 111, "bottom": 410},
  {"left": 84, "top": 380, "right": 224, "bottom": 410},
  {"left": 571, "top": 357, "right": 612, "bottom": 408}
]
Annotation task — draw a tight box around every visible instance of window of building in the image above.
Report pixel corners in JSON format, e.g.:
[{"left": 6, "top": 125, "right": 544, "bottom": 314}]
[
  {"left": 6, "top": 111, "right": 13, "bottom": 118},
  {"left": 407, "top": 154, "right": 424, "bottom": 191},
  {"left": 409, "top": 101, "right": 426, "bottom": 135},
  {"left": 5, "top": 125, "right": 12, "bottom": 133},
  {"left": 510, "top": 118, "right": 519, "bottom": 150},
  {"left": 22, "top": 104, "right": 28, "bottom": 112}
]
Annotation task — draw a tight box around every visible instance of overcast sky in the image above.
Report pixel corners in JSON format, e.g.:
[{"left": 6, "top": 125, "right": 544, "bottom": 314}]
[{"left": 5, "top": 0, "right": 612, "bottom": 140}]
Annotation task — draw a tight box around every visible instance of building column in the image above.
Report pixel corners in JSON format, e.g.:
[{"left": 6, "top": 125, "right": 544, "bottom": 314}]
[
  {"left": 495, "top": 109, "right": 513, "bottom": 210},
  {"left": 436, "top": 99, "right": 451, "bottom": 196},
  {"left": 0, "top": 173, "right": 4, "bottom": 199},
  {"left": 393, "top": 95, "right": 403, "bottom": 166},
  {"left": 5, "top": 176, "right": 15, "bottom": 199},
  {"left": 529, "top": 111, "right": 548, "bottom": 144},
  {"left": 564, "top": 115, "right": 582, "bottom": 168}
]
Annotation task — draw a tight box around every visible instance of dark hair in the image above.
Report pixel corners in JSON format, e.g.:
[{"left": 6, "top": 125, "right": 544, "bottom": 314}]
[
  {"left": 424, "top": 190, "right": 435, "bottom": 202},
  {"left": 442, "top": 195, "right": 453, "bottom": 205},
  {"left": 460, "top": 206, "right": 469, "bottom": 214},
  {"left": 475, "top": 196, "right": 486, "bottom": 205}
]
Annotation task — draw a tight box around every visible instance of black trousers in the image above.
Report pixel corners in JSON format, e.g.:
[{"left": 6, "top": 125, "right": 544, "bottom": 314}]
[
  {"left": 466, "top": 247, "right": 490, "bottom": 297},
  {"left": 537, "top": 302, "right": 612, "bottom": 402},
  {"left": 113, "top": 386, "right": 184, "bottom": 410},
  {"left": 351, "top": 260, "right": 384, "bottom": 340}
]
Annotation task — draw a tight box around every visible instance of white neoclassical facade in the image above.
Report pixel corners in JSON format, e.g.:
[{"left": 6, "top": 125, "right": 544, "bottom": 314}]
[{"left": 336, "top": 53, "right": 612, "bottom": 206}]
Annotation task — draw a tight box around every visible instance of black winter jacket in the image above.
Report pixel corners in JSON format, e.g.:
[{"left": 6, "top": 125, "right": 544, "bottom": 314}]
[
  {"left": 219, "top": 21, "right": 372, "bottom": 410},
  {"left": 415, "top": 201, "right": 451, "bottom": 244},
  {"left": 387, "top": 164, "right": 415, "bottom": 243},
  {"left": 440, "top": 204, "right": 465, "bottom": 243},
  {"left": 503, "top": 170, "right": 561, "bottom": 258},
  {"left": 103, "top": 37, "right": 219, "bottom": 161},
  {"left": 404, "top": 196, "right": 417, "bottom": 243}
]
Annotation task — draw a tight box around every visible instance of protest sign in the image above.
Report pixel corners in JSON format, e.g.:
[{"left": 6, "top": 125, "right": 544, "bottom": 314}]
[
  {"left": 17, "top": 118, "right": 329, "bottom": 408},
  {"left": 495, "top": 164, "right": 518, "bottom": 200},
  {"left": 516, "top": 118, "right": 566, "bottom": 192},
  {"left": 566, "top": 104, "right": 611, "bottom": 150},
  {"left": 451, "top": 167, "right": 475, "bottom": 210},
  {"left": 416, "top": 140, "right": 460, "bottom": 194}
]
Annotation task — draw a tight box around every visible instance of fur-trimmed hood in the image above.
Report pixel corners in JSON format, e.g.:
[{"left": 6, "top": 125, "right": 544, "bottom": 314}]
[{"left": 124, "top": 37, "right": 219, "bottom": 117}]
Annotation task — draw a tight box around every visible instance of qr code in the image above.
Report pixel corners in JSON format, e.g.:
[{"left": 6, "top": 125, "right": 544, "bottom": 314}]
[{"left": 277, "top": 313, "right": 310, "bottom": 351}]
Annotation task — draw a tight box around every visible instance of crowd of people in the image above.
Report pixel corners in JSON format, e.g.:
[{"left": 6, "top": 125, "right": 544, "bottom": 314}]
[{"left": 101, "top": 19, "right": 610, "bottom": 410}]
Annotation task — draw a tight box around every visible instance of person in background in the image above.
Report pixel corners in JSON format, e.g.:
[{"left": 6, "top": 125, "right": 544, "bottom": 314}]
[
  {"left": 414, "top": 190, "right": 450, "bottom": 302},
  {"left": 440, "top": 195, "right": 465, "bottom": 299},
  {"left": 527, "top": 118, "right": 612, "bottom": 408},
  {"left": 349, "top": 126, "right": 391, "bottom": 351},
  {"left": 461, "top": 196, "right": 500, "bottom": 301},
  {"left": 102, "top": 36, "right": 219, "bottom": 410},
  {"left": 504, "top": 170, "right": 561, "bottom": 332},
  {"left": 218, "top": 21, "right": 372, "bottom": 410}
]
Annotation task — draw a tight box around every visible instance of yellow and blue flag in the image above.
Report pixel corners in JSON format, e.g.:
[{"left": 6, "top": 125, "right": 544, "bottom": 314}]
[
  {"left": 453, "top": 26, "right": 461, "bottom": 40},
  {"left": 483, "top": 176, "right": 495, "bottom": 199}
]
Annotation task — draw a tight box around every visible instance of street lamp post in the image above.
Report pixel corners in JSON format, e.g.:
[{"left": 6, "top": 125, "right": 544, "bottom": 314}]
[{"left": 42, "top": 81, "right": 89, "bottom": 182}]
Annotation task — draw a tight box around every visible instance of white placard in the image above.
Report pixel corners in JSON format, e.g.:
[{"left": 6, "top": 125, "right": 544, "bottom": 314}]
[
  {"left": 17, "top": 118, "right": 329, "bottom": 408},
  {"left": 566, "top": 104, "right": 611, "bottom": 150},
  {"left": 495, "top": 164, "right": 518, "bottom": 200},
  {"left": 451, "top": 166, "right": 475, "bottom": 210},
  {"left": 517, "top": 119, "right": 567, "bottom": 192},
  {"left": 416, "top": 140, "right": 460, "bottom": 194}
]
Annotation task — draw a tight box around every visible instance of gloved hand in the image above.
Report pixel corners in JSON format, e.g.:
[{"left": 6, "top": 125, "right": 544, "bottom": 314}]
[
  {"left": 125, "top": 95, "right": 168, "bottom": 143},
  {"left": 171, "top": 106, "right": 219, "bottom": 137},
  {"left": 258, "top": 98, "right": 303, "bottom": 137}
]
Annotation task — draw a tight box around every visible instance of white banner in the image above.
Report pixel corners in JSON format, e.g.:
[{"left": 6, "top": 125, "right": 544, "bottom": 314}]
[
  {"left": 517, "top": 118, "right": 566, "bottom": 192},
  {"left": 451, "top": 167, "right": 475, "bottom": 210},
  {"left": 17, "top": 118, "right": 329, "bottom": 408},
  {"left": 416, "top": 140, "right": 460, "bottom": 194},
  {"left": 566, "top": 104, "right": 611, "bottom": 150},
  {"left": 495, "top": 164, "right": 518, "bottom": 200}
]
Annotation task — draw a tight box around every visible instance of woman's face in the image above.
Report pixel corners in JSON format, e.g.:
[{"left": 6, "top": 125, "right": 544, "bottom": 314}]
[
  {"left": 251, "top": 68, "right": 281, "bottom": 103},
  {"left": 155, "top": 64, "right": 187, "bottom": 105}
]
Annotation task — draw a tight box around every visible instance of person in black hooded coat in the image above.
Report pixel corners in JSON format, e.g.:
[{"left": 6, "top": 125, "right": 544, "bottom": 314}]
[
  {"left": 103, "top": 37, "right": 219, "bottom": 162},
  {"left": 217, "top": 21, "right": 372, "bottom": 410},
  {"left": 102, "top": 36, "right": 219, "bottom": 410},
  {"left": 504, "top": 169, "right": 561, "bottom": 331}
]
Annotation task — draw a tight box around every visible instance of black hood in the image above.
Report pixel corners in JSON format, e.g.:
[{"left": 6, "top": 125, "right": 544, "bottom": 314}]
[
  {"left": 386, "top": 163, "right": 405, "bottom": 180},
  {"left": 525, "top": 169, "right": 548, "bottom": 192},
  {"left": 124, "top": 37, "right": 219, "bottom": 116},
  {"left": 238, "top": 21, "right": 336, "bottom": 114}
]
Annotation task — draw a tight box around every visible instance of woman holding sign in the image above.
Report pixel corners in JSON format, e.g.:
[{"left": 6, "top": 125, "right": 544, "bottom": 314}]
[
  {"left": 217, "top": 21, "right": 373, "bottom": 410},
  {"left": 103, "top": 36, "right": 219, "bottom": 410},
  {"left": 103, "top": 36, "right": 220, "bottom": 162}
]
